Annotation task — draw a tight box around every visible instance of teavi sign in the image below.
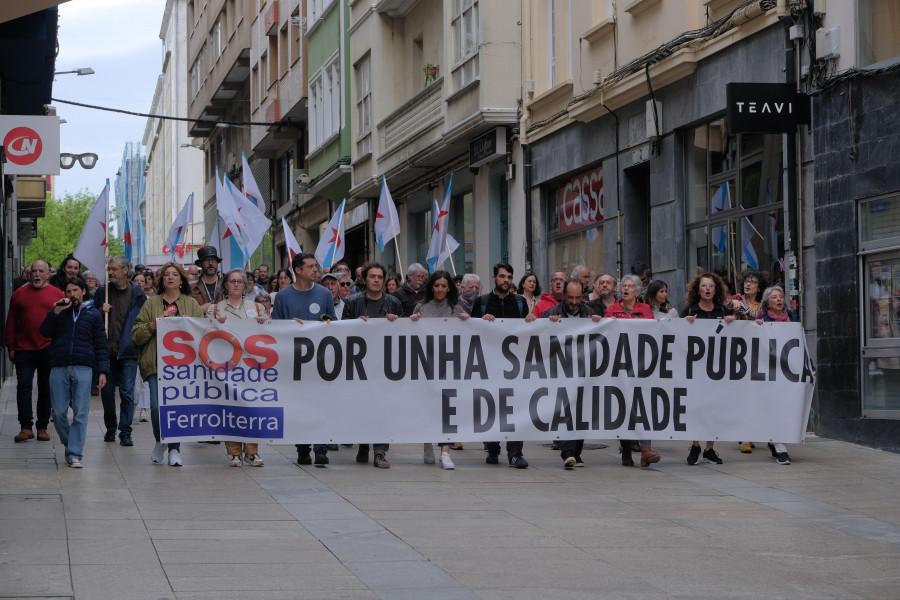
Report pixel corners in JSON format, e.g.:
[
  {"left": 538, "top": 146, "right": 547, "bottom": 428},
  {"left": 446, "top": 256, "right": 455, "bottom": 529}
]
[
  {"left": 726, "top": 83, "right": 810, "bottom": 134},
  {"left": 0, "top": 115, "right": 60, "bottom": 175}
]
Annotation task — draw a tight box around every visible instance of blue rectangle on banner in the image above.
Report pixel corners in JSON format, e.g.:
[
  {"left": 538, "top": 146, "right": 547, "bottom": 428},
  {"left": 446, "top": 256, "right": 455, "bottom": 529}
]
[{"left": 161, "top": 404, "right": 284, "bottom": 439}]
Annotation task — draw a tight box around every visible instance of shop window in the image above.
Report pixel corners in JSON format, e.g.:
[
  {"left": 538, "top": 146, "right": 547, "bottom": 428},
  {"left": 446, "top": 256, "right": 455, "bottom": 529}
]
[
  {"left": 859, "top": 0, "right": 900, "bottom": 68},
  {"left": 684, "top": 123, "right": 785, "bottom": 290},
  {"left": 859, "top": 194, "right": 900, "bottom": 417},
  {"left": 545, "top": 165, "right": 604, "bottom": 279}
]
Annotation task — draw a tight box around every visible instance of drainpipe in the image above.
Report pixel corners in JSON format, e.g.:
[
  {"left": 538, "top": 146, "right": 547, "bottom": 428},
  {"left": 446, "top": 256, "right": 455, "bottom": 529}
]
[{"left": 523, "top": 143, "right": 533, "bottom": 271}]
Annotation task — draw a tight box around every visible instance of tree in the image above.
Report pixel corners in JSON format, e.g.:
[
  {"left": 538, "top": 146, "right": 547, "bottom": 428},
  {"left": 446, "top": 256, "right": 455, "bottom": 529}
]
[{"left": 23, "top": 189, "right": 124, "bottom": 271}]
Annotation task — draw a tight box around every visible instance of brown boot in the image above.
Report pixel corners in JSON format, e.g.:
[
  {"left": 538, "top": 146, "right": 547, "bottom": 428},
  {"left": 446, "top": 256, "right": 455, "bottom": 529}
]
[
  {"left": 641, "top": 447, "right": 661, "bottom": 467},
  {"left": 14, "top": 429, "right": 34, "bottom": 443},
  {"left": 621, "top": 442, "right": 634, "bottom": 467},
  {"left": 36, "top": 429, "right": 51, "bottom": 441}
]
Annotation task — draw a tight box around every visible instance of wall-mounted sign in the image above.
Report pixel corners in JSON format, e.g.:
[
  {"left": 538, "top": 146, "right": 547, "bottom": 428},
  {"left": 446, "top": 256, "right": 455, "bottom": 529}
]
[
  {"left": 557, "top": 165, "right": 604, "bottom": 234},
  {"left": 0, "top": 115, "right": 60, "bottom": 175},
  {"left": 726, "top": 83, "right": 811, "bottom": 134},
  {"left": 469, "top": 127, "right": 506, "bottom": 168}
]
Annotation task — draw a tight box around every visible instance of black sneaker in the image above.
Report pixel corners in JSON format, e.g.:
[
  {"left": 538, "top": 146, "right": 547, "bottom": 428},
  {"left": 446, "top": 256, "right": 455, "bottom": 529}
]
[
  {"left": 776, "top": 452, "right": 791, "bottom": 465},
  {"left": 119, "top": 435, "right": 133, "bottom": 447},
  {"left": 314, "top": 452, "right": 329, "bottom": 466},
  {"left": 104, "top": 429, "right": 116, "bottom": 442},
  {"left": 485, "top": 453, "right": 499, "bottom": 465},
  {"left": 687, "top": 445, "right": 701, "bottom": 465},
  {"left": 509, "top": 454, "right": 529, "bottom": 469},
  {"left": 297, "top": 451, "right": 312, "bottom": 465},
  {"left": 356, "top": 449, "right": 369, "bottom": 463},
  {"left": 767, "top": 443, "right": 778, "bottom": 458},
  {"left": 702, "top": 448, "right": 723, "bottom": 464}
]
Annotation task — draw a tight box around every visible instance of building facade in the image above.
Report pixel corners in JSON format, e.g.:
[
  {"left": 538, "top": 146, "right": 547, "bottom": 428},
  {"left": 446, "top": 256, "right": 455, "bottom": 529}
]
[
  {"left": 143, "top": 0, "right": 205, "bottom": 266},
  {"left": 348, "top": 0, "right": 523, "bottom": 277},
  {"left": 114, "top": 142, "right": 148, "bottom": 265}
]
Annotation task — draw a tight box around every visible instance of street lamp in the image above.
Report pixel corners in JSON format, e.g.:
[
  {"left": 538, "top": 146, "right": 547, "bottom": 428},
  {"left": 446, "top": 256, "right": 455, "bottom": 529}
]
[{"left": 54, "top": 67, "right": 95, "bottom": 76}]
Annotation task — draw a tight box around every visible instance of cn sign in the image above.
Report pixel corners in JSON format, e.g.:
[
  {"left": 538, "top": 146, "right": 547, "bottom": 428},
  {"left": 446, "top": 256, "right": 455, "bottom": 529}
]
[
  {"left": 0, "top": 116, "right": 60, "bottom": 175},
  {"left": 557, "top": 165, "right": 603, "bottom": 234}
]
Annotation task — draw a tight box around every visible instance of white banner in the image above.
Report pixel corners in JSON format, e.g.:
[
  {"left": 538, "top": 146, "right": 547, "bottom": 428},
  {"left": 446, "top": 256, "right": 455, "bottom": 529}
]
[{"left": 156, "top": 317, "right": 815, "bottom": 444}]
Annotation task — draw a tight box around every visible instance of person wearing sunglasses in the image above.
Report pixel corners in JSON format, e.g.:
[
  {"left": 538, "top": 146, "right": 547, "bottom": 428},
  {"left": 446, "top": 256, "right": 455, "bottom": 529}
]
[{"left": 319, "top": 272, "right": 346, "bottom": 319}]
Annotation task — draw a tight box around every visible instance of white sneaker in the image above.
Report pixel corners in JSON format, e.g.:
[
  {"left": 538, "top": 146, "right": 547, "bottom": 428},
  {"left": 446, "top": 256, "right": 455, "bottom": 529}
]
[
  {"left": 151, "top": 442, "right": 166, "bottom": 463},
  {"left": 229, "top": 455, "right": 242, "bottom": 467},
  {"left": 68, "top": 458, "right": 83, "bottom": 468},
  {"left": 424, "top": 443, "right": 435, "bottom": 464},
  {"left": 243, "top": 453, "right": 264, "bottom": 467},
  {"left": 139, "top": 408, "right": 149, "bottom": 422},
  {"left": 440, "top": 452, "right": 455, "bottom": 470},
  {"left": 168, "top": 449, "right": 183, "bottom": 466}
]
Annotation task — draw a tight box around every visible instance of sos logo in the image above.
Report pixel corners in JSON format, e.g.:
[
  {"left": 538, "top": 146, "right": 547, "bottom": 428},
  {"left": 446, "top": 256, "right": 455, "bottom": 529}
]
[
  {"left": 162, "top": 330, "right": 278, "bottom": 370},
  {"left": 3, "top": 127, "right": 43, "bottom": 167}
]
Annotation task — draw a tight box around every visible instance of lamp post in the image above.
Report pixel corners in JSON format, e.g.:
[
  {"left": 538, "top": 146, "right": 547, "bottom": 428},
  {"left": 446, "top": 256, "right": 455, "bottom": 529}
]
[{"left": 54, "top": 67, "right": 95, "bottom": 76}]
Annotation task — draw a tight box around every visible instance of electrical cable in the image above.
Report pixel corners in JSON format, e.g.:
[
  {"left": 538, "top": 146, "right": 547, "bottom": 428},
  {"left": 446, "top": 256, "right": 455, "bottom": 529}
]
[{"left": 51, "top": 97, "right": 285, "bottom": 128}]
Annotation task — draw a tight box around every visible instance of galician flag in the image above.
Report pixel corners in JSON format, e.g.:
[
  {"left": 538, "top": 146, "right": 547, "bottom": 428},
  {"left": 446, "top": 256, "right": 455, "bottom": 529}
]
[
  {"left": 216, "top": 167, "right": 249, "bottom": 270},
  {"left": 73, "top": 180, "right": 110, "bottom": 285},
  {"left": 740, "top": 216, "right": 760, "bottom": 269},
  {"left": 374, "top": 175, "right": 401, "bottom": 253},
  {"left": 281, "top": 215, "right": 302, "bottom": 266},
  {"left": 710, "top": 182, "right": 731, "bottom": 252},
  {"left": 425, "top": 174, "right": 453, "bottom": 273},
  {"left": 164, "top": 192, "right": 194, "bottom": 259},
  {"left": 123, "top": 209, "right": 133, "bottom": 263},
  {"left": 241, "top": 152, "right": 266, "bottom": 211},
  {"left": 225, "top": 173, "right": 270, "bottom": 258},
  {"left": 432, "top": 198, "right": 459, "bottom": 268},
  {"left": 315, "top": 199, "right": 346, "bottom": 269}
]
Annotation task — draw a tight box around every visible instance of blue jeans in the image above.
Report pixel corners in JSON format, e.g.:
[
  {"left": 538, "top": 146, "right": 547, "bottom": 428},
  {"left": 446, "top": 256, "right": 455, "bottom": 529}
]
[
  {"left": 14, "top": 348, "right": 52, "bottom": 430},
  {"left": 49, "top": 366, "right": 92, "bottom": 462},
  {"left": 100, "top": 357, "right": 137, "bottom": 437},
  {"left": 147, "top": 374, "right": 180, "bottom": 451}
]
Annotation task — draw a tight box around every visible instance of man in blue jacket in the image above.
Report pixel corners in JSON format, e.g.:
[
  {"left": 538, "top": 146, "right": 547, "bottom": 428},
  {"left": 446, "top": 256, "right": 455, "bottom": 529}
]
[
  {"left": 95, "top": 256, "right": 147, "bottom": 446},
  {"left": 41, "top": 276, "right": 110, "bottom": 468}
]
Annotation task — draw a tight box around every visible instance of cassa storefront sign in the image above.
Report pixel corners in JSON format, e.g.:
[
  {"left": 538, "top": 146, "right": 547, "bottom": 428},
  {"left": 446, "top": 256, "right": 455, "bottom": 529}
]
[{"left": 557, "top": 165, "right": 603, "bottom": 233}]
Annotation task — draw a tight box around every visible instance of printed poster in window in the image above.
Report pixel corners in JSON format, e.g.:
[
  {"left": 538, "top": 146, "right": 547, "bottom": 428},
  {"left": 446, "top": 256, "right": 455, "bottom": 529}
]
[{"left": 870, "top": 263, "right": 894, "bottom": 338}]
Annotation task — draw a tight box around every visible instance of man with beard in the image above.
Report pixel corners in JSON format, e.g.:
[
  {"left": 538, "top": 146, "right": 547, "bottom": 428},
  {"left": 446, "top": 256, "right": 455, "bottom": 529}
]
[
  {"left": 470, "top": 262, "right": 536, "bottom": 468},
  {"left": 41, "top": 276, "right": 109, "bottom": 467},
  {"left": 542, "top": 279, "right": 602, "bottom": 468},
  {"left": 343, "top": 262, "right": 402, "bottom": 469},
  {"left": 533, "top": 270, "right": 568, "bottom": 318},
  {"left": 95, "top": 256, "right": 147, "bottom": 446},
  {"left": 190, "top": 246, "right": 224, "bottom": 312},
  {"left": 391, "top": 262, "right": 428, "bottom": 317},
  {"left": 5, "top": 260, "right": 64, "bottom": 442},
  {"left": 256, "top": 263, "right": 271, "bottom": 288}
]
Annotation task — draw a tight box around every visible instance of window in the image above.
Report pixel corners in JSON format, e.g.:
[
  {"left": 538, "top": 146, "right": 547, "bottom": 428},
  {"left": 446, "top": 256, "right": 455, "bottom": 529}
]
[
  {"left": 190, "top": 59, "right": 199, "bottom": 98},
  {"left": 280, "top": 25, "right": 289, "bottom": 76},
  {"left": 252, "top": 65, "right": 259, "bottom": 107},
  {"left": 291, "top": 7, "right": 301, "bottom": 65},
  {"left": 859, "top": 0, "right": 900, "bottom": 67},
  {"left": 261, "top": 52, "right": 269, "bottom": 96},
  {"left": 859, "top": 194, "right": 900, "bottom": 416},
  {"left": 355, "top": 54, "right": 372, "bottom": 156},
  {"left": 268, "top": 36, "right": 278, "bottom": 86},
  {"left": 212, "top": 16, "right": 223, "bottom": 59},
  {"left": 308, "top": 52, "right": 341, "bottom": 152},
  {"left": 451, "top": 0, "right": 479, "bottom": 90},
  {"left": 685, "top": 121, "right": 785, "bottom": 287},
  {"left": 308, "top": 0, "right": 336, "bottom": 28},
  {"left": 277, "top": 149, "right": 294, "bottom": 208}
]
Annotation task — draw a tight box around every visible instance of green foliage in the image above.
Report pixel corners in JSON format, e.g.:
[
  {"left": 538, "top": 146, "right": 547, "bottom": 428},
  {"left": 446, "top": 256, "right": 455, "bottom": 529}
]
[{"left": 23, "top": 189, "right": 124, "bottom": 270}]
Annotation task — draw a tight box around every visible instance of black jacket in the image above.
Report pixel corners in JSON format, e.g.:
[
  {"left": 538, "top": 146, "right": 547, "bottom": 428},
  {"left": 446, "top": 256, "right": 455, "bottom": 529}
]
[
  {"left": 470, "top": 291, "right": 528, "bottom": 319},
  {"left": 342, "top": 292, "right": 404, "bottom": 319},
  {"left": 391, "top": 282, "right": 424, "bottom": 317}
]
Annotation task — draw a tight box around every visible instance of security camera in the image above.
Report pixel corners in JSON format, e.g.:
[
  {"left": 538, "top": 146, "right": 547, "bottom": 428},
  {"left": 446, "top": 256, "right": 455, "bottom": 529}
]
[{"left": 295, "top": 173, "right": 310, "bottom": 185}]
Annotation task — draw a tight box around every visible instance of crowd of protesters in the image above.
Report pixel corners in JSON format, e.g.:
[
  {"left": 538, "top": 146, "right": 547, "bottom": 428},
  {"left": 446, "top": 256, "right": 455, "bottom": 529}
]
[{"left": 6, "top": 249, "right": 798, "bottom": 472}]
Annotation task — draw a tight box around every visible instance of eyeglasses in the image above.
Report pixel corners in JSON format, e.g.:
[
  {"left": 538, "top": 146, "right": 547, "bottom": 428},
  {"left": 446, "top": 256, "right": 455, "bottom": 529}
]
[
  {"left": 227, "top": 279, "right": 245, "bottom": 285},
  {"left": 339, "top": 282, "right": 352, "bottom": 287},
  {"left": 551, "top": 277, "right": 566, "bottom": 283}
]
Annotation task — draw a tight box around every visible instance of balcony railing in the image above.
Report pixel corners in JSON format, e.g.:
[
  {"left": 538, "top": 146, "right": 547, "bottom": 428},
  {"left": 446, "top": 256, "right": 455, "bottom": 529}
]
[{"left": 378, "top": 76, "right": 444, "bottom": 159}]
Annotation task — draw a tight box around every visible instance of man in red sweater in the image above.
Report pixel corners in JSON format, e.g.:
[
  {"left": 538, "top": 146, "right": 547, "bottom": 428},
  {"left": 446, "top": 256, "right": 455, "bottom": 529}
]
[{"left": 5, "top": 260, "right": 64, "bottom": 442}]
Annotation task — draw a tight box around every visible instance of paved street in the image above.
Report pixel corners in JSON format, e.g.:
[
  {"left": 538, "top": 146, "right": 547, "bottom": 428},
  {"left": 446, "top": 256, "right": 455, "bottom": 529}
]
[{"left": 1, "top": 381, "right": 899, "bottom": 600}]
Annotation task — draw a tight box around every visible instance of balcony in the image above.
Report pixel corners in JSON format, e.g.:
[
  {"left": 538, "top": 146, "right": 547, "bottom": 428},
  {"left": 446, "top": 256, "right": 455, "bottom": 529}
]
[{"left": 378, "top": 76, "right": 444, "bottom": 162}]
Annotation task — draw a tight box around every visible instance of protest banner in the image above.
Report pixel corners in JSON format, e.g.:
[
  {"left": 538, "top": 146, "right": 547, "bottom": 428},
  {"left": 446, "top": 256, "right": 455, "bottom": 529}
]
[{"left": 156, "top": 317, "right": 815, "bottom": 444}]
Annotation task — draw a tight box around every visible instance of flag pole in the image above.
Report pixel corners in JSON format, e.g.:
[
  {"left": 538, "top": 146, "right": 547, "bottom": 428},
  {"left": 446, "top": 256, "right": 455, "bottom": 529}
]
[
  {"left": 103, "top": 180, "right": 109, "bottom": 333},
  {"left": 444, "top": 238, "right": 457, "bottom": 276}
]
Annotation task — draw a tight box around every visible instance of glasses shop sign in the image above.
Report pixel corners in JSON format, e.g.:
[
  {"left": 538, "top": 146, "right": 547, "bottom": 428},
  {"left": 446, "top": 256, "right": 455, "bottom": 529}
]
[
  {"left": 557, "top": 165, "right": 604, "bottom": 234},
  {"left": 726, "top": 83, "right": 811, "bottom": 134}
]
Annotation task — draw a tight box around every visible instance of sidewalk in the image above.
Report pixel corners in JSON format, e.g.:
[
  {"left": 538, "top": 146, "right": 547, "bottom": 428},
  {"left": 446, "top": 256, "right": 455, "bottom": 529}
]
[{"left": 1, "top": 380, "right": 898, "bottom": 600}]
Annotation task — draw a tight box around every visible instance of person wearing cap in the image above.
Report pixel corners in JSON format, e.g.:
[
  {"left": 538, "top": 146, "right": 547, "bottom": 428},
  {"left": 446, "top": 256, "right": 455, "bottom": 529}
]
[
  {"left": 190, "top": 246, "right": 224, "bottom": 313},
  {"left": 320, "top": 272, "right": 345, "bottom": 319}
]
